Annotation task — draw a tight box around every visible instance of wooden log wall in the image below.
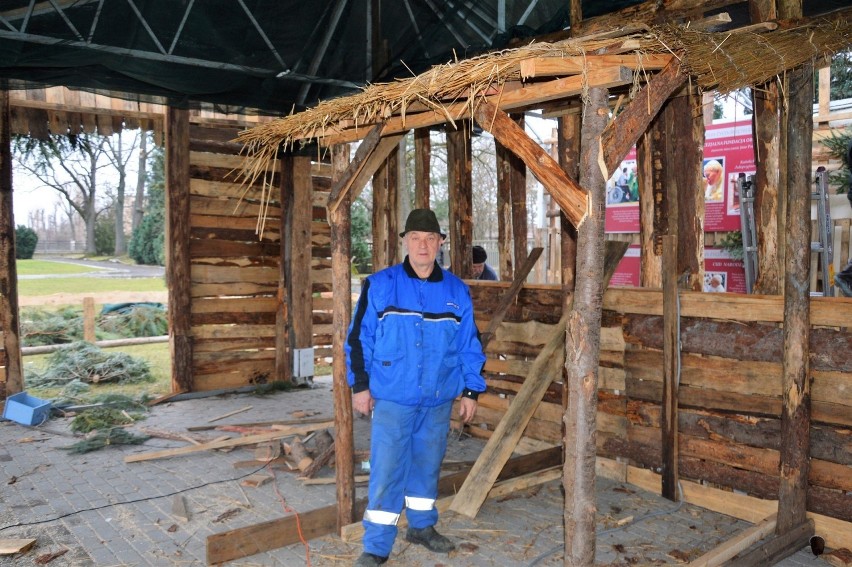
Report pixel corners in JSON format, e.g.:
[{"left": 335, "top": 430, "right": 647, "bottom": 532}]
[
  {"left": 186, "top": 124, "right": 333, "bottom": 391},
  {"left": 468, "top": 281, "right": 852, "bottom": 527}
]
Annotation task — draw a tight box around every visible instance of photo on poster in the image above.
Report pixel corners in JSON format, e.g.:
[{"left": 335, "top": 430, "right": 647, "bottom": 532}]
[
  {"left": 703, "top": 157, "right": 725, "bottom": 203},
  {"left": 606, "top": 160, "right": 638, "bottom": 206},
  {"left": 727, "top": 171, "right": 755, "bottom": 216},
  {"left": 703, "top": 271, "right": 727, "bottom": 293}
]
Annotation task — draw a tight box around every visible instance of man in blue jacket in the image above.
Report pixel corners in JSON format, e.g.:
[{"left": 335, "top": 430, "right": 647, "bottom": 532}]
[{"left": 346, "top": 208, "right": 487, "bottom": 566}]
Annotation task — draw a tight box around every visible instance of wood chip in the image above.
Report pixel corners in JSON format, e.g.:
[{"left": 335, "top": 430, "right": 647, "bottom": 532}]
[
  {"left": 0, "top": 538, "right": 36, "bottom": 555},
  {"left": 207, "top": 405, "right": 253, "bottom": 423},
  {"left": 213, "top": 508, "right": 242, "bottom": 523},
  {"left": 824, "top": 548, "right": 852, "bottom": 567},
  {"left": 240, "top": 473, "right": 274, "bottom": 488},
  {"left": 35, "top": 549, "right": 68, "bottom": 564},
  {"left": 172, "top": 494, "right": 190, "bottom": 521}
]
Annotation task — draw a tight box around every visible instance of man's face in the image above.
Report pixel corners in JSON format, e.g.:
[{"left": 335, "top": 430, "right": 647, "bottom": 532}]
[
  {"left": 471, "top": 262, "right": 485, "bottom": 278},
  {"left": 704, "top": 166, "right": 720, "bottom": 186},
  {"left": 405, "top": 231, "right": 442, "bottom": 273}
]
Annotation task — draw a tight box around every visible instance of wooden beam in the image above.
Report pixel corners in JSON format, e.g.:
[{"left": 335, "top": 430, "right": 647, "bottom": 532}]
[
  {"left": 637, "top": 129, "right": 662, "bottom": 288},
  {"left": 0, "top": 91, "right": 22, "bottom": 398},
  {"left": 124, "top": 420, "right": 334, "bottom": 463},
  {"left": 274, "top": 156, "right": 291, "bottom": 384},
  {"left": 473, "top": 100, "right": 588, "bottom": 229},
  {"left": 661, "top": 235, "right": 679, "bottom": 500},
  {"left": 601, "top": 58, "right": 686, "bottom": 177},
  {"left": 510, "top": 114, "right": 528, "bottom": 280},
  {"left": 448, "top": 122, "right": 473, "bottom": 277},
  {"left": 386, "top": 148, "right": 400, "bottom": 264},
  {"left": 727, "top": 519, "right": 814, "bottom": 566},
  {"left": 329, "top": 144, "right": 356, "bottom": 531},
  {"left": 777, "top": 59, "right": 813, "bottom": 535},
  {"left": 687, "top": 513, "right": 777, "bottom": 567},
  {"left": 372, "top": 153, "right": 389, "bottom": 271},
  {"left": 206, "top": 446, "right": 561, "bottom": 564},
  {"left": 557, "top": 114, "right": 580, "bottom": 291},
  {"left": 496, "top": 114, "right": 526, "bottom": 280},
  {"left": 320, "top": 66, "right": 634, "bottom": 145},
  {"left": 166, "top": 107, "right": 193, "bottom": 393},
  {"left": 414, "top": 128, "right": 431, "bottom": 209},
  {"left": 480, "top": 247, "right": 544, "bottom": 347},
  {"left": 326, "top": 124, "right": 391, "bottom": 215},
  {"left": 520, "top": 54, "right": 672, "bottom": 79}
]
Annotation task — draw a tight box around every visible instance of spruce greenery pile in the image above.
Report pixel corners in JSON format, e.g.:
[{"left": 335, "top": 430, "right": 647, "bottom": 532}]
[
  {"left": 27, "top": 342, "right": 153, "bottom": 388},
  {"left": 62, "top": 428, "right": 149, "bottom": 454},
  {"left": 99, "top": 305, "right": 168, "bottom": 337},
  {"left": 21, "top": 307, "right": 83, "bottom": 346}
]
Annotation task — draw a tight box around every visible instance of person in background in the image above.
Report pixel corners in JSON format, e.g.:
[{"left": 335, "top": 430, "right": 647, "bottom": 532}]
[
  {"left": 471, "top": 245, "right": 498, "bottom": 280},
  {"left": 704, "top": 159, "right": 724, "bottom": 202},
  {"left": 346, "top": 208, "right": 486, "bottom": 566}
]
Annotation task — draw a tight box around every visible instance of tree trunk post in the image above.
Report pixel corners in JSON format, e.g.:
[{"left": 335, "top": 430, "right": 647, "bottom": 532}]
[
  {"left": 564, "top": 86, "right": 608, "bottom": 566},
  {"left": 165, "top": 107, "right": 193, "bottom": 393},
  {"left": 386, "top": 149, "right": 400, "bottom": 264},
  {"left": 661, "top": 235, "right": 680, "bottom": 500},
  {"left": 0, "top": 90, "right": 23, "bottom": 398},
  {"left": 777, "top": 60, "right": 813, "bottom": 536},
  {"left": 637, "top": 130, "right": 662, "bottom": 288},
  {"left": 447, "top": 121, "right": 473, "bottom": 277},
  {"left": 414, "top": 128, "right": 431, "bottom": 210},
  {"left": 330, "top": 143, "right": 356, "bottom": 532},
  {"left": 510, "top": 114, "right": 528, "bottom": 279}
]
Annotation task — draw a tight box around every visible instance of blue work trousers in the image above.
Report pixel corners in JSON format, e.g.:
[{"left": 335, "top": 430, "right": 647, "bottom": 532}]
[{"left": 362, "top": 399, "right": 453, "bottom": 557}]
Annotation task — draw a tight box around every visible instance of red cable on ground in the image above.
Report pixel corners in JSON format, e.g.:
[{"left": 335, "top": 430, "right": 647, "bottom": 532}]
[{"left": 271, "top": 469, "right": 311, "bottom": 566}]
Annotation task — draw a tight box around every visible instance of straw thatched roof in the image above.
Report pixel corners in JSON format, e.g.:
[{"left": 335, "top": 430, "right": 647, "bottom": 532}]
[{"left": 237, "top": 9, "right": 852, "bottom": 186}]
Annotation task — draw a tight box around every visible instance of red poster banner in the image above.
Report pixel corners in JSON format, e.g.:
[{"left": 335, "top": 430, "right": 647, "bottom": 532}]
[{"left": 604, "top": 120, "right": 755, "bottom": 233}]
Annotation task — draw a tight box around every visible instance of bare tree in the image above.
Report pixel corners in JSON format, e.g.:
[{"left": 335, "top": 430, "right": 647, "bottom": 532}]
[
  {"left": 104, "top": 129, "right": 141, "bottom": 255},
  {"left": 132, "top": 131, "right": 150, "bottom": 234},
  {"left": 14, "top": 133, "right": 109, "bottom": 254}
]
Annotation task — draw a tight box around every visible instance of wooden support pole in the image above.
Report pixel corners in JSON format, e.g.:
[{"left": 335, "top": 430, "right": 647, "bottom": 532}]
[
  {"left": 413, "top": 128, "right": 431, "bottom": 209},
  {"left": 601, "top": 59, "right": 686, "bottom": 177},
  {"left": 750, "top": 0, "right": 782, "bottom": 295},
  {"left": 372, "top": 154, "right": 389, "bottom": 271},
  {"left": 474, "top": 101, "right": 588, "bottom": 230},
  {"left": 0, "top": 90, "right": 23, "bottom": 398},
  {"left": 386, "top": 148, "right": 400, "bottom": 264},
  {"left": 564, "top": 85, "right": 609, "bottom": 565},
  {"left": 281, "top": 153, "right": 313, "bottom": 385},
  {"left": 661, "top": 235, "right": 679, "bottom": 500},
  {"left": 777, "top": 58, "right": 813, "bottom": 535},
  {"left": 479, "top": 247, "right": 543, "bottom": 348},
  {"left": 165, "top": 107, "right": 193, "bottom": 393},
  {"left": 82, "top": 297, "right": 96, "bottom": 343},
  {"left": 557, "top": 114, "right": 580, "bottom": 291},
  {"left": 637, "top": 129, "right": 662, "bottom": 288},
  {"left": 447, "top": 121, "right": 473, "bottom": 277},
  {"left": 329, "top": 143, "right": 356, "bottom": 531},
  {"left": 496, "top": 113, "right": 526, "bottom": 280}
]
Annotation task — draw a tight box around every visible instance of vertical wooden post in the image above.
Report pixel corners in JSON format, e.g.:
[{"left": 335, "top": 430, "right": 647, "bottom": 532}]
[
  {"left": 330, "top": 144, "right": 355, "bottom": 531},
  {"left": 372, "top": 158, "right": 389, "bottom": 271},
  {"left": 496, "top": 114, "right": 526, "bottom": 280},
  {"left": 275, "top": 156, "right": 292, "bottom": 385},
  {"left": 564, "top": 86, "right": 608, "bottom": 565},
  {"left": 0, "top": 90, "right": 23, "bottom": 397},
  {"left": 282, "top": 153, "right": 314, "bottom": 386},
  {"left": 668, "top": 86, "right": 704, "bottom": 292},
  {"left": 777, "top": 60, "right": 813, "bottom": 536},
  {"left": 386, "top": 149, "right": 400, "bottom": 264},
  {"left": 510, "top": 114, "right": 528, "bottom": 279},
  {"left": 661, "top": 235, "right": 680, "bottom": 500},
  {"left": 447, "top": 121, "right": 473, "bottom": 277},
  {"left": 557, "top": 114, "right": 580, "bottom": 291},
  {"left": 83, "top": 297, "right": 96, "bottom": 343},
  {"left": 165, "top": 107, "right": 193, "bottom": 393},
  {"left": 414, "top": 128, "right": 431, "bottom": 210},
  {"left": 750, "top": 0, "right": 782, "bottom": 295},
  {"left": 637, "top": 129, "right": 662, "bottom": 288}
]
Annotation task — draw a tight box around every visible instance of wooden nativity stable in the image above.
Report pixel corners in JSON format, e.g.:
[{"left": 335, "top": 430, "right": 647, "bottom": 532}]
[{"left": 0, "top": 1, "right": 851, "bottom": 566}]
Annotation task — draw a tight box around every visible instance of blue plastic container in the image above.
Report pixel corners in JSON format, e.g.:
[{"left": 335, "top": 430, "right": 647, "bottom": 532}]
[{"left": 3, "top": 392, "right": 51, "bottom": 426}]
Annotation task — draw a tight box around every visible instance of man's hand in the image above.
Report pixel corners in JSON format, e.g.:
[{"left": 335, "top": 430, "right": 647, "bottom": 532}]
[
  {"left": 458, "top": 397, "right": 478, "bottom": 423},
  {"left": 353, "top": 390, "right": 374, "bottom": 415}
]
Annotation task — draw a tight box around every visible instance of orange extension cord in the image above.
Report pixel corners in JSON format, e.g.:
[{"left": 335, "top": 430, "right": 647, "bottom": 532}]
[{"left": 271, "top": 469, "right": 311, "bottom": 566}]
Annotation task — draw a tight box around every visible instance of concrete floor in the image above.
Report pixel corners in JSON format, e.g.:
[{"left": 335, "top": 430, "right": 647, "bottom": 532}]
[{"left": 0, "top": 378, "right": 831, "bottom": 566}]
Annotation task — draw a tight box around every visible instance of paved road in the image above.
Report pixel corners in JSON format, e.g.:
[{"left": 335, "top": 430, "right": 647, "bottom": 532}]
[{"left": 21, "top": 257, "right": 165, "bottom": 279}]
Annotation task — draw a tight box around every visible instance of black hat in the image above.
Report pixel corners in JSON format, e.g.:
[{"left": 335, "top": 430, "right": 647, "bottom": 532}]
[
  {"left": 400, "top": 209, "right": 446, "bottom": 238},
  {"left": 472, "top": 245, "right": 487, "bottom": 263}
]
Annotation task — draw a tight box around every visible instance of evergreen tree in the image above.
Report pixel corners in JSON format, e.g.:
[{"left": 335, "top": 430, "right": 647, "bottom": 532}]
[
  {"left": 15, "top": 225, "right": 38, "bottom": 259},
  {"left": 128, "top": 146, "right": 165, "bottom": 265}
]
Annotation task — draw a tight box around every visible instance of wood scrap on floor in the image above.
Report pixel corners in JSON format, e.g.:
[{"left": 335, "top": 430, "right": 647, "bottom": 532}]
[
  {"left": 823, "top": 548, "right": 852, "bottom": 567},
  {"left": 240, "top": 473, "right": 274, "bottom": 488},
  {"left": 301, "top": 474, "right": 369, "bottom": 485},
  {"left": 172, "top": 495, "right": 190, "bottom": 521},
  {"left": 207, "top": 405, "right": 253, "bottom": 423},
  {"left": 0, "top": 538, "right": 36, "bottom": 555},
  {"left": 34, "top": 548, "right": 68, "bottom": 564}
]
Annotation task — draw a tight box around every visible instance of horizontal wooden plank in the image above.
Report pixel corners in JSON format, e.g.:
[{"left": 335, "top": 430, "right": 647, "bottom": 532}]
[
  {"left": 192, "top": 337, "right": 276, "bottom": 353},
  {"left": 194, "top": 357, "right": 276, "bottom": 377},
  {"left": 191, "top": 265, "right": 279, "bottom": 285},
  {"left": 191, "top": 282, "right": 277, "bottom": 297},
  {"left": 190, "top": 195, "right": 279, "bottom": 219},
  {"left": 189, "top": 238, "right": 280, "bottom": 259},
  {"left": 193, "top": 349, "right": 275, "bottom": 366},
  {"left": 519, "top": 54, "right": 672, "bottom": 79},
  {"left": 191, "top": 297, "right": 279, "bottom": 314},
  {"left": 192, "top": 324, "right": 276, "bottom": 340}
]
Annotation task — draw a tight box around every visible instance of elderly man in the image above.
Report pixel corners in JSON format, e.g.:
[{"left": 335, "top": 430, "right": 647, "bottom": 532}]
[
  {"left": 346, "top": 208, "right": 487, "bottom": 566},
  {"left": 471, "top": 245, "right": 498, "bottom": 280}
]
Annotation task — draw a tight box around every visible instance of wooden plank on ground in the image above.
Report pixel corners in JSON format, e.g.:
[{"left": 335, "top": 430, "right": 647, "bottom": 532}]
[
  {"left": 687, "top": 513, "right": 777, "bottom": 567},
  {"left": 726, "top": 519, "right": 814, "bottom": 567},
  {"left": 124, "top": 421, "right": 333, "bottom": 463},
  {"left": 207, "top": 405, "right": 253, "bottom": 423},
  {"left": 0, "top": 539, "right": 36, "bottom": 555}
]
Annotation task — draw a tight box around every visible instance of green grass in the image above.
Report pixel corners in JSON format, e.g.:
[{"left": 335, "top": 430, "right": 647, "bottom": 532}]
[
  {"left": 25, "top": 342, "right": 172, "bottom": 402},
  {"left": 18, "top": 277, "right": 166, "bottom": 296},
  {"left": 17, "top": 259, "right": 107, "bottom": 276}
]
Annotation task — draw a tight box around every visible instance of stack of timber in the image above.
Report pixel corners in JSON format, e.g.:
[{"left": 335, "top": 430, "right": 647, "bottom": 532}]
[
  {"left": 187, "top": 124, "right": 333, "bottom": 391},
  {"left": 469, "top": 282, "right": 852, "bottom": 538}
]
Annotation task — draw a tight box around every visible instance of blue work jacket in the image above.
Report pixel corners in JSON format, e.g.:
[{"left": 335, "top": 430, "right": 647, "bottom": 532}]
[{"left": 346, "top": 257, "right": 486, "bottom": 407}]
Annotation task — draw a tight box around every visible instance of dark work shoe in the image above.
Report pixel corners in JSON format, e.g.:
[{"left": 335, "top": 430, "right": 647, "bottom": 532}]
[
  {"left": 405, "top": 525, "right": 456, "bottom": 553},
  {"left": 354, "top": 552, "right": 388, "bottom": 566}
]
